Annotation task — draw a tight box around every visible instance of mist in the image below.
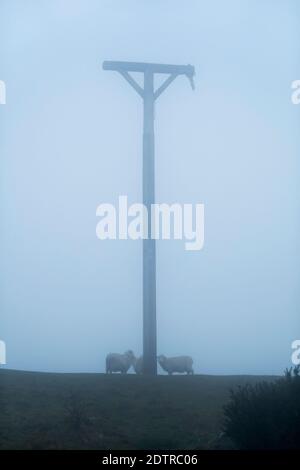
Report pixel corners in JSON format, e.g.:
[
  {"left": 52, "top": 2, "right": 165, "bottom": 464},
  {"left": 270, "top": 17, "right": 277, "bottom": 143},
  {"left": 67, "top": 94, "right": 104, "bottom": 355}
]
[{"left": 1, "top": 0, "right": 300, "bottom": 375}]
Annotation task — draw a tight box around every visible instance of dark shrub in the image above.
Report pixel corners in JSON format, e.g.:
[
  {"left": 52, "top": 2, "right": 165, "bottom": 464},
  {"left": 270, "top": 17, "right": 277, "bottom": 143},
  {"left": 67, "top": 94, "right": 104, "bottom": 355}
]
[{"left": 223, "top": 366, "right": 300, "bottom": 449}]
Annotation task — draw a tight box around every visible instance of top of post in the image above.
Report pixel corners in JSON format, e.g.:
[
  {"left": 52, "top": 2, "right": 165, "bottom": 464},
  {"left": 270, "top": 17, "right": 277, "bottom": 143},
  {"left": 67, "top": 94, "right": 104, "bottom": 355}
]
[{"left": 102, "top": 60, "right": 195, "bottom": 79}]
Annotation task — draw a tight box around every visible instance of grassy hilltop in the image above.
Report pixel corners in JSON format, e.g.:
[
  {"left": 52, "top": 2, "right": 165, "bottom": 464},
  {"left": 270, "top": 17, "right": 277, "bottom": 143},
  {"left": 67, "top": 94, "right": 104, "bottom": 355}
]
[{"left": 0, "top": 370, "right": 278, "bottom": 450}]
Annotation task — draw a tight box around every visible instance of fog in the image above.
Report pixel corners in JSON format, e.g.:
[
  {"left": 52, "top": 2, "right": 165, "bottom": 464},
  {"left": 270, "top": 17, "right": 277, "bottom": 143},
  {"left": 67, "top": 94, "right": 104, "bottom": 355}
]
[{"left": 1, "top": 0, "right": 299, "bottom": 374}]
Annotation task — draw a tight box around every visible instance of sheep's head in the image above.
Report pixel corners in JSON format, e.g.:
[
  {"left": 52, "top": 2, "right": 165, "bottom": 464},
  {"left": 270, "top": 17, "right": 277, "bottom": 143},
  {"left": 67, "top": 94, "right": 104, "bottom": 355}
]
[
  {"left": 157, "top": 355, "right": 167, "bottom": 367},
  {"left": 125, "top": 350, "right": 135, "bottom": 364}
]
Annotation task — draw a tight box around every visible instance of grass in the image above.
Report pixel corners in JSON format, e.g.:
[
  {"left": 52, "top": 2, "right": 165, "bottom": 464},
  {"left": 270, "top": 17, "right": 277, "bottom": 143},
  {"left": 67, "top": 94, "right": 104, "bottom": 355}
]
[{"left": 0, "top": 369, "right": 278, "bottom": 450}]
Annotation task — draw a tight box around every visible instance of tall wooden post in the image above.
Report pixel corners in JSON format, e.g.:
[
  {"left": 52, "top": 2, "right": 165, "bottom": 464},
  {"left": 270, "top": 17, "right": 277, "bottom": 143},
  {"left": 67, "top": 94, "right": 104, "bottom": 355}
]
[
  {"left": 102, "top": 61, "right": 195, "bottom": 375},
  {"left": 142, "top": 70, "right": 157, "bottom": 374}
]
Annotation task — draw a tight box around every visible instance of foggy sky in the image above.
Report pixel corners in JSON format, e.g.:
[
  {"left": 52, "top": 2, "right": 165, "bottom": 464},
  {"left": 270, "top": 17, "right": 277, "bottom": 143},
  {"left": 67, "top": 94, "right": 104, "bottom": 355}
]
[{"left": 1, "top": 0, "right": 300, "bottom": 374}]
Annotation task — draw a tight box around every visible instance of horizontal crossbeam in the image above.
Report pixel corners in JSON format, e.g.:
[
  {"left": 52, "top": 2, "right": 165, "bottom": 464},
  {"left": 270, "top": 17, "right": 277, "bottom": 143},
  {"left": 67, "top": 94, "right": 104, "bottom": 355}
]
[{"left": 103, "top": 60, "right": 195, "bottom": 79}]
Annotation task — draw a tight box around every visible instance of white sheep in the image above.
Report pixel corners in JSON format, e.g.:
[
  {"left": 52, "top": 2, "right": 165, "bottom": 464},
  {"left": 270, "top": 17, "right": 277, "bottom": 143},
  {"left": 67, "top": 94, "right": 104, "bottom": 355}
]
[
  {"left": 157, "top": 354, "right": 194, "bottom": 375},
  {"left": 133, "top": 356, "right": 143, "bottom": 374},
  {"left": 105, "top": 350, "right": 135, "bottom": 374}
]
